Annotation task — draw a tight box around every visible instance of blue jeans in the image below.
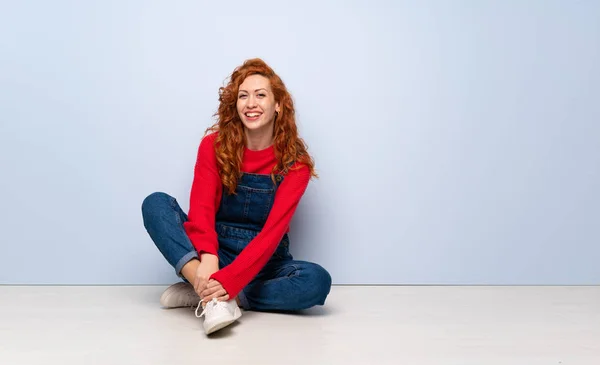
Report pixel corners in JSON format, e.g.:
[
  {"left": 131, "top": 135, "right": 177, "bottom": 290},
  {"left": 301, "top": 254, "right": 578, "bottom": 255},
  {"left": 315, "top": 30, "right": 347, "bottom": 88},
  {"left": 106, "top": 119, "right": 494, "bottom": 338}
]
[{"left": 141, "top": 191, "right": 331, "bottom": 312}]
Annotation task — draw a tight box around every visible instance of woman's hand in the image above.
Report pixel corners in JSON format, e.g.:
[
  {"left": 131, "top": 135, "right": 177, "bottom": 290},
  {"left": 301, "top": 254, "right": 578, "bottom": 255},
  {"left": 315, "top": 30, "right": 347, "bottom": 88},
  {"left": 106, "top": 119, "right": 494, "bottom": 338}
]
[
  {"left": 200, "top": 279, "right": 230, "bottom": 302},
  {"left": 193, "top": 254, "right": 219, "bottom": 297}
]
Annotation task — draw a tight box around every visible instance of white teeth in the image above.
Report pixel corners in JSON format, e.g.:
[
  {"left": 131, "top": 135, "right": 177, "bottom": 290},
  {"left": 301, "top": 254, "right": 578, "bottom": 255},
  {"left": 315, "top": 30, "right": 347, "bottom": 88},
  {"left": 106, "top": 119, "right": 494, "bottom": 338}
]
[{"left": 246, "top": 113, "right": 261, "bottom": 117}]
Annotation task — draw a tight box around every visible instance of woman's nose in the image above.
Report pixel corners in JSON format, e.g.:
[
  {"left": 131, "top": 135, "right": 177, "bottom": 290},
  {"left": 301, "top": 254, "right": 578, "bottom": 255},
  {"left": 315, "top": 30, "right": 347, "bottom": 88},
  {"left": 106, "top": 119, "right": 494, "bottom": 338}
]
[{"left": 247, "top": 95, "right": 257, "bottom": 107}]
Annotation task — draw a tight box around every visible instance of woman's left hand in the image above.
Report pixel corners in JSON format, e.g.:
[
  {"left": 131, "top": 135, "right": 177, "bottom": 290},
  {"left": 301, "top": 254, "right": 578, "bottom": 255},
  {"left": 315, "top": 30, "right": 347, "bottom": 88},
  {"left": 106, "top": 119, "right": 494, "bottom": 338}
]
[{"left": 200, "top": 279, "right": 230, "bottom": 303}]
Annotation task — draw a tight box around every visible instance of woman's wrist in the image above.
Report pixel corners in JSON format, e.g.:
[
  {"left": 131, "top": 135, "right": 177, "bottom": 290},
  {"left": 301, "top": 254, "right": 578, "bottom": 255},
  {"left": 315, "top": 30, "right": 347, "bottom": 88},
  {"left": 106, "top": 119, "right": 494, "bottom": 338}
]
[{"left": 200, "top": 253, "right": 219, "bottom": 264}]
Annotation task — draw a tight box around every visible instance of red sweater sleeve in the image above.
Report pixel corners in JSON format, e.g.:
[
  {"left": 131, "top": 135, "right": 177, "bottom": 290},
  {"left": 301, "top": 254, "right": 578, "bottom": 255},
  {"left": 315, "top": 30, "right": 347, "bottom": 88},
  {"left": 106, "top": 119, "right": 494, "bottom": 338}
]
[
  {"left": 183, "top": 133, "right": 222, "bottom": 256},
  {"left": 210, "top": 164, "right": 310, "bottom": 298}
]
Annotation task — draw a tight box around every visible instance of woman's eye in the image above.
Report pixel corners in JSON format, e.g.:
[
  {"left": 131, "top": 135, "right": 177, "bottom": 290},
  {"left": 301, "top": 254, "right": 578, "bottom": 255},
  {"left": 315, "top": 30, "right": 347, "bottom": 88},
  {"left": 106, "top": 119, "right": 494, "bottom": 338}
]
[{"left": 258, "top": 94, "right": 266, "bottom": 97}]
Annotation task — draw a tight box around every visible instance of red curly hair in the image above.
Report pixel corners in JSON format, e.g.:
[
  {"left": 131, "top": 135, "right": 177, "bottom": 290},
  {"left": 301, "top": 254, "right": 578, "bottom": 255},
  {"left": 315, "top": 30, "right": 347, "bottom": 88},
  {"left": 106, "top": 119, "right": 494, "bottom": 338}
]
[{"left": 205, "top": 58, "right": 318, "bottom": 195}]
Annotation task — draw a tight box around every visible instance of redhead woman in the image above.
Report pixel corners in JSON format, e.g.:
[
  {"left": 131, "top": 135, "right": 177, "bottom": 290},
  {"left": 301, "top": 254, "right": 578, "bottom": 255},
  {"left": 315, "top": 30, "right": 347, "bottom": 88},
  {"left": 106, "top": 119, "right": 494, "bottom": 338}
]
[{"left": 142, "top": 58, "right": 332, "bottom": 335}]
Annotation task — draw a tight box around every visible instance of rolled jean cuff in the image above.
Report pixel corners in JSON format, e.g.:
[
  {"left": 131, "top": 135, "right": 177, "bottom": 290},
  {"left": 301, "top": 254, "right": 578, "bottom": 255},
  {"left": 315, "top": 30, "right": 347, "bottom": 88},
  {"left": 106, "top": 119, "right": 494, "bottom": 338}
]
[
  {"left": 238, "top": 289, "right": 250, "bottom": 310},
  {"left": 175, "top": 251, "right": 199, "bottom": 277}
]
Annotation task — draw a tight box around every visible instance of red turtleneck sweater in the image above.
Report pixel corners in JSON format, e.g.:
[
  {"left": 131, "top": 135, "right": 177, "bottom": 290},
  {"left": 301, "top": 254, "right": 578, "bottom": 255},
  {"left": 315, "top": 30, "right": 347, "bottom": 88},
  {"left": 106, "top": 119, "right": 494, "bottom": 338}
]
[{"left": 183, "top": 132, "right": 310, "bottom": 298}]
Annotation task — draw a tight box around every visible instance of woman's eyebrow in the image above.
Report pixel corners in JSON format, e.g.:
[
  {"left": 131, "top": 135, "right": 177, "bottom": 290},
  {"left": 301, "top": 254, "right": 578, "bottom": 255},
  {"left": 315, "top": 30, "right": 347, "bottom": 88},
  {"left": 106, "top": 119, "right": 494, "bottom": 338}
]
[{"left": 239, "top": 88, "right": 267, "bottom": 93}]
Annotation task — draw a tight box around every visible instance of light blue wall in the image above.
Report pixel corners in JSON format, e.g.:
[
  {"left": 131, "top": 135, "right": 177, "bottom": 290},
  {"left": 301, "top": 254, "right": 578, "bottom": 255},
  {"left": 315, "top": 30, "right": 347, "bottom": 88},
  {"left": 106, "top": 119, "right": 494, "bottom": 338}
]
[{"left": 1, "top": 1, "right": 598, "bottom": 285}]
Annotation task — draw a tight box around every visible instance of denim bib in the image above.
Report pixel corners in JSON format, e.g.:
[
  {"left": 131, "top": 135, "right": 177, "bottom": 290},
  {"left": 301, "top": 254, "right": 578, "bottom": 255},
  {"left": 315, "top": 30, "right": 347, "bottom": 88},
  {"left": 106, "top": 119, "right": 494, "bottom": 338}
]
[{"left": 215, "top": 172, "right": 290, "bottom": 260}]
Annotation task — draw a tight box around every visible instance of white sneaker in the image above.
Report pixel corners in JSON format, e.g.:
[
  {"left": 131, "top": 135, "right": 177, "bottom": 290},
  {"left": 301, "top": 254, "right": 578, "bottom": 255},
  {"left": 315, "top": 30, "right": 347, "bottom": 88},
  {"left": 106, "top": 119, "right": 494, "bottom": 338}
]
[
  {"left": 195, "top": 298, "right": 242, "bottom": 335},
  {"left": 159, "top": 282, "right": 201, "bottom": 308}
]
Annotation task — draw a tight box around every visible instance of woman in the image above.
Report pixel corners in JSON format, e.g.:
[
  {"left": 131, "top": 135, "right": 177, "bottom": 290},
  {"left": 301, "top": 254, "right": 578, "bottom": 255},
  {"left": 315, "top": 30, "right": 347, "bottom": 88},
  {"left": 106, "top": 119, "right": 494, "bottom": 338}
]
[{"left": 141, "top": 58, "right": 332, "bottom": 335}]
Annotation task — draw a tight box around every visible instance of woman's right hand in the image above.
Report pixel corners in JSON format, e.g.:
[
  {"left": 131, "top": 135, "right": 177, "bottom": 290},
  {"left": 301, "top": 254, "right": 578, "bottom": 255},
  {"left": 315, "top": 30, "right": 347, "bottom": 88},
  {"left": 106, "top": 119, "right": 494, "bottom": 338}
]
[{"left": 194, "top": 254, "right": 220, "bottom": 298}]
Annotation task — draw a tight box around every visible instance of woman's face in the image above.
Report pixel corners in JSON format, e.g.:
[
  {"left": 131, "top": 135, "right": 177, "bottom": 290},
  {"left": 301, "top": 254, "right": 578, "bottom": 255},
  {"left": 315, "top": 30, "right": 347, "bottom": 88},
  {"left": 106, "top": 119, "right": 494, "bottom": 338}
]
[{"left": 237, "top": 75, "right": 280, "bottom": 136}]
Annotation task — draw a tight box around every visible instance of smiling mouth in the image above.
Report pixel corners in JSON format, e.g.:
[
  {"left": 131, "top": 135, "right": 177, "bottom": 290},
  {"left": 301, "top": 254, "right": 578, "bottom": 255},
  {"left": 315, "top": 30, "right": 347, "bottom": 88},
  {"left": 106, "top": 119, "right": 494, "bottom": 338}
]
[{"left": 245, "top": 112, "right": 262, "bottom": 118}]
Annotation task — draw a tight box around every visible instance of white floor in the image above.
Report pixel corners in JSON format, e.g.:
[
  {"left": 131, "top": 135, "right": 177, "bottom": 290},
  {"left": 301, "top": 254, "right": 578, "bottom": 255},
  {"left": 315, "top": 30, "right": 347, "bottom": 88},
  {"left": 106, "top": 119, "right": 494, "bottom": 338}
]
[{"left": 1, "top": 286, "right": 599, "bottom": 365}]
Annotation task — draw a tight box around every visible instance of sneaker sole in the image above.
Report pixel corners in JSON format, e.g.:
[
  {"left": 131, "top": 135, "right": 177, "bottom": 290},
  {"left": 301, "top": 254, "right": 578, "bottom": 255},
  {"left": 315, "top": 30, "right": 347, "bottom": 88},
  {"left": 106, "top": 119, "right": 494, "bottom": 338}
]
[
  {"left": 233, "top": 307, "right": 242, "bottom": 320},
  {"left": 204, "top": 318, "right": 237, "bottom": 335},
  {"left": 203, "top": 310, "right": 241, "bottom": 335},
  {"left": 159, "top": 288, "right": 178, "bottom": 307}
]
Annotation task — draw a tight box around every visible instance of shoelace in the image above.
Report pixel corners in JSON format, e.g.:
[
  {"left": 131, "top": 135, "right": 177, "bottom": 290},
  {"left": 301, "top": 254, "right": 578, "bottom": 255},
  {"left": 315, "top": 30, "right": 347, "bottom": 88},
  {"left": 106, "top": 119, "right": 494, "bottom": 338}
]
[{"left": 195, "top": 298, "right": 228, "bottom": 318}]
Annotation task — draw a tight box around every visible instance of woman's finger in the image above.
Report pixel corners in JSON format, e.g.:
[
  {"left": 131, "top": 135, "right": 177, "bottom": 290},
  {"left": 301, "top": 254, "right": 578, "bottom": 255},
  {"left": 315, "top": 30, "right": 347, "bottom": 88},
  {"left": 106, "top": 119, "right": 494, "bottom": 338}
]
[
  {"left": 200, "top": 285, "right": 221, "bottom": 299},
  {"left": 205, "top": 281, "right": 221, "bottom": 291},
  {"left": 203, "top": 289, "right": 227, "bottom": 303},
  {"left": 206, "top": 280, "right": 220, "bottom": 288},
  {"left": 200, "top": 278, "right": 209, "bottom": 290},
  {"left": 208, "top": 290, "right": 226, "bottom": 302},
  {"left": 195, "top": 278, "right": 206, "bottom": 295},
  {"left": 217, "top": 294, "right": 230, "bottom": 302}
]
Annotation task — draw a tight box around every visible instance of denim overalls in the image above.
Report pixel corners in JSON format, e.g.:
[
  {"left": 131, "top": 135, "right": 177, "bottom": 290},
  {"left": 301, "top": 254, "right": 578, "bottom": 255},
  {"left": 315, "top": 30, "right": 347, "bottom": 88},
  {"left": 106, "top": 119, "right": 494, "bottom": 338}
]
[{"left": 142, "top": 172, "right": 331, "bottom": 311}]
